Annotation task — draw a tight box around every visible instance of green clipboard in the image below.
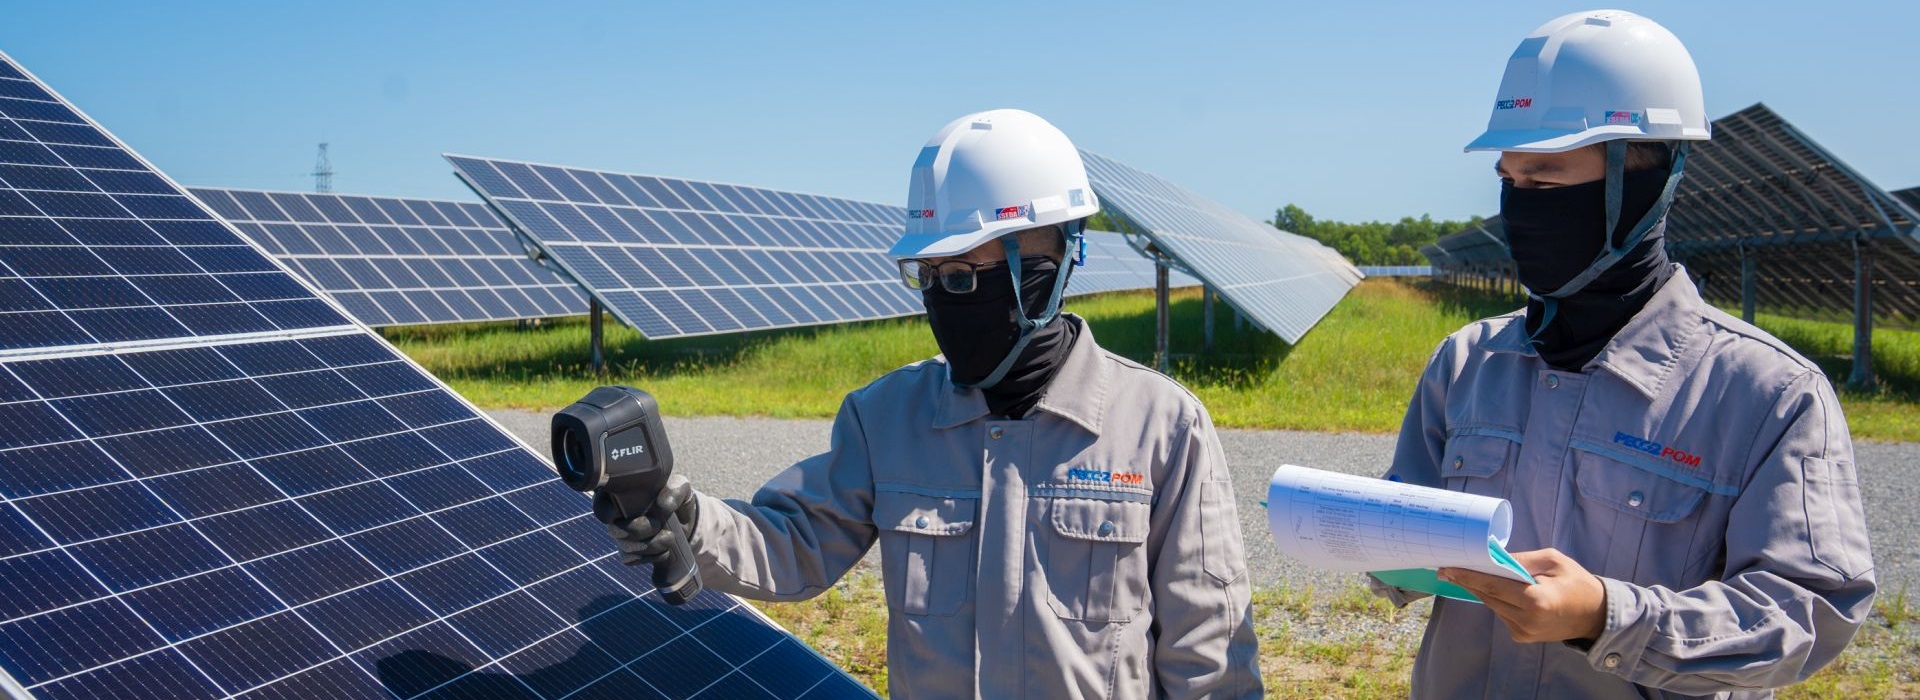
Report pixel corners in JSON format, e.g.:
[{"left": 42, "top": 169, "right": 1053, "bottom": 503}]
[{"left": 1370, "top": 536, "right": 1536, "bottom": 604}]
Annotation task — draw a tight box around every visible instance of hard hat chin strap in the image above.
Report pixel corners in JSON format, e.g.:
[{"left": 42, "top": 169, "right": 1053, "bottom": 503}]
[
  {"left": 964, "top": 220, "right": 1084, "bottom": 390},
  {"left": 1526, "top": 140, "right": 1691, "bottom": 342}
]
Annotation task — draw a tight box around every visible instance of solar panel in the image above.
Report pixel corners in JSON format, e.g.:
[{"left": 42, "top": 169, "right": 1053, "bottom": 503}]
[
  {"left": 447, "top": 155, "right": 1180, "bottom": 338},
  {"left": 1078, "top": 150, "right": 1362, "bottom": 343},
  {"left": 1662, "top": 104, "right": 1920, "bottom": 329},
  {"left": 0, "top": 52, "right": 871, "bottom": 700},
  {"left": 187, "top": 188, "right": 587, "bottom": 327},
  {"left": 1066, "top": 229, "right": 1201, "bottom": 295},
  {"left": 1356, "top": 266, "right": 1433, "bottom": 277}
]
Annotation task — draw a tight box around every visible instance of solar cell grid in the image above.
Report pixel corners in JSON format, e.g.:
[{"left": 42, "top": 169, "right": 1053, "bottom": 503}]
[
  {"left": 450, "top": 155, "right": 1190, "bottom": 339},
  {"left": 0, "top": 51, "right": 872, "bottom": 699},
  {"left": 191, "top": 188, "right": 588, "bottom": 328}
]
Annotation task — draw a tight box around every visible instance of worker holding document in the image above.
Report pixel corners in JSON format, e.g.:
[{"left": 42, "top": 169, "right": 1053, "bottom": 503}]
[{"left": 1365, "top": 10, "right": 1875, "bottom": 699}]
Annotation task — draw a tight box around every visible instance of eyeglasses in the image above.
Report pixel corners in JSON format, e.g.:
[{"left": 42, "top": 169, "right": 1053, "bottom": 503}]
[{"left": 899, "top": 255, "right": 1056, "bottom": 293}]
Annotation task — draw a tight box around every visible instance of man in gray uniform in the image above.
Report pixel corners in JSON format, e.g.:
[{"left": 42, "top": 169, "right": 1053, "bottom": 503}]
[
  {"left": 602, "top": 109, "right": 1262, "bottom": 699},
  {"left": 1377, "top": 10, "right": 1876, "bottom": 699}
]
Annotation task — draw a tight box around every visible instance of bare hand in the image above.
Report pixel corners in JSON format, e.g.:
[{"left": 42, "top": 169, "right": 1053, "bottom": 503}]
[{"left": 1439, "top": 548, "right": 1606, "bottom": 643}]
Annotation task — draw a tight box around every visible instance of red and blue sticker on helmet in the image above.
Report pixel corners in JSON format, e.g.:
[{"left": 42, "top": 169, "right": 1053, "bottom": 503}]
[
  {"left": 909, "top": 209, "right": 935, "bottom": 219},
  {"left": 995, "top": 205, "right": 1029, "bottom": 221},
  {"left": 1495, "top": 97, "right": 1534, "bottom": 110},
  {"left": 1605, "top": 110, "right": 1643, "bottom": 126}
]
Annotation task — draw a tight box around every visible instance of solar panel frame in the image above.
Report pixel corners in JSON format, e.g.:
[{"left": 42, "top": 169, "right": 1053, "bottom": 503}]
[
  {"left": 1077, "top": 149, "right": 1361, "bottom": 343},
  {"left": 188, "top": 188, "right": 588, "bottom": 328},
  {"left": 0, "top": 51, "right": 872, "bottom": 700},
  {"left": 448, "top": 155, "right": 1182, "bottom": 339}
]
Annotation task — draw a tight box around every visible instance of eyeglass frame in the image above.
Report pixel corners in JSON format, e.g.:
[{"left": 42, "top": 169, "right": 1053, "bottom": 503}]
[{"left": 897, "top": 254, "right": 1061, "bottom": 294}]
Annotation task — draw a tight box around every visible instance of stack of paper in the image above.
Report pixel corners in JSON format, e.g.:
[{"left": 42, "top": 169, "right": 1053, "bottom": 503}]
[{"left": 1264, "top": 465, "right": 1535, "bottom": 603}]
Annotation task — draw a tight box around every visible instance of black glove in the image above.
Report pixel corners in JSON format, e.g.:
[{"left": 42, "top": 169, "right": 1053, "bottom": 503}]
[{"left": 595, "top": 474, "right": 699, "bottom": 567}]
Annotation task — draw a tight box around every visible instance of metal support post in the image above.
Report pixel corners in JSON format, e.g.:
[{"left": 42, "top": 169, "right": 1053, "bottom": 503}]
[
  {"left": 589, "top": 298, "right": 607, "bottom": 378},
  {"left": 1740, "top": 249, "right": 1757, "bottom": 324},
  {"left": 1155, "top": 260, "right": 1171, "bottom": 373},
  {"left": 1202, "top": 285, "right": 1215, "bottom": 353},
  {"left": 1849, "top": 241, "right": 1874, "bottom": 390}
]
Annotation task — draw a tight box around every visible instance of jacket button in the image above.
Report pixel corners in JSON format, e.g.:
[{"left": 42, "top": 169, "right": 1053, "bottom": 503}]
[
  {"left": 989, "top": 426, "right": 1004, "bottom": 440},
  {"left": 1627, "top": 491, "right": 1644, "bottom": 507},
  {"left": 1098, "top": 521, "right": 1116, "bottom": 536},
  {"left": 1453, "top": 457, "right": 1464, "bottom": 470},
  {"left": 1546, "top": 375, "right": 1561, "bottom": 389},
  {"left": 915, "top": 516, "right": 929, "bottom": 529},
  {"left": 1603, "top": 653, "right": 1622, "bottom": 669}
]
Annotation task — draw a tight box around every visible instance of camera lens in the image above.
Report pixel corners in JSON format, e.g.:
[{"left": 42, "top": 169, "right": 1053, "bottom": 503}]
[{"left": 559, "top": 426, "right": 594, "bottom": 487}]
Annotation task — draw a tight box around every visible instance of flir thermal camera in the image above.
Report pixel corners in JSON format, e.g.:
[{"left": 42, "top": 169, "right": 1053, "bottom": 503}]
[{"left": 552, "top": 386, "right": 702, "bottom": 605}]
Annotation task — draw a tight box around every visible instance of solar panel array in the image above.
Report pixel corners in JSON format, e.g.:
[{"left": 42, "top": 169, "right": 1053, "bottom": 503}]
[
  {"left": 1664, "top": 105, "right": 1920, "bottom": 327},
  {"left": 1421, "top": 216, "right": 1513, "bottom": 281},
  {"left": 1078, "top": 150, "right": 1361, "bottom": 343},
  {"left": 0, "top": 52, "right": 870, "bottom": 700},
  {"left": 447, "top": 155, "right": 1179, "bottom": 339},
  {"left": 188, "top": 188, "right": 586, "bottom": 327},
  {"left": 1356, "top": 265, "right": 1433, "bottom": 278}
]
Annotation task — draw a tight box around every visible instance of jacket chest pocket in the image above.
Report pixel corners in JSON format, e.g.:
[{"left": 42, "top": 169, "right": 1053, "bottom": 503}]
[
  {"left": 1440, "top": 433, "right": 1516, "bottom": 499},
  {"left": 874, "top": 491, "right": 978, "bottom": 617},
  {"left": 1039, "top": 496, "right": 1150, "bottom": 623},
  {"left": 1570, "top": 445, "right": 1712, "bottom": 583}
]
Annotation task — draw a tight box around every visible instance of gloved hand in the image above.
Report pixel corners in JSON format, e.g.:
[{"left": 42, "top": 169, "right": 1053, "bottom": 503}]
[{"left": 596, "top": 474, "right": 700, "bottom": 567}]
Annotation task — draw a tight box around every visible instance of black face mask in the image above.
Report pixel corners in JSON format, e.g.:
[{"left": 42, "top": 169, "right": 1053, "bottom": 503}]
[
  {"left": 922, "top": 259, "right": 1077, "bottom": 417},
  {"left": 1500, "top": 168, "right": 1674, "bottom": 370}
]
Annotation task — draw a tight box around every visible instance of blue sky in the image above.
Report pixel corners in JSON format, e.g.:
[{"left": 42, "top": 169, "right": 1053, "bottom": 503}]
[{"left": 4, "top": 1, "right": 1916, "bottom": 224}]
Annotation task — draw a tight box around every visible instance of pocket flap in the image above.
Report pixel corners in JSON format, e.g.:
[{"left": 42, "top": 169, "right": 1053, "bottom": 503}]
[
  {"left": 1441, "top": 433, "right": 1516, "bottom": 479},
  {"left": 1572, "top": 446, "right": 1707, "bottom": 523},
  {"left": 1051, "top": 498, "right": 1149, "bottom": 543},
  {"left": 874, "top": 491, "right": 976, "bottom": 536}
]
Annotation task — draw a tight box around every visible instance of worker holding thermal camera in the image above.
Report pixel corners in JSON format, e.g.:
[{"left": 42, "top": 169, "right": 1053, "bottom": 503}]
[{"left": 589, "top": 109, "right": 1261, "bottom": 699}]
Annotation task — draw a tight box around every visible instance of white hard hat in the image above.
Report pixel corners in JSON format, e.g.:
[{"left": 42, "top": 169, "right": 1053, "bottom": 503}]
[
  {"left": 889, "top": 109, "right": 1100, "bottom": 260},
  {"left": 1465, "top": 10, "right": 1710, "bottom": 153}
]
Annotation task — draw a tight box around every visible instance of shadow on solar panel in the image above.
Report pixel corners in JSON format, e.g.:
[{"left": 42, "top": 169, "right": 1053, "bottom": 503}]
[
  {"left": 445, "top": 155, "right": 1184, "bottom": 342},
  {"left": 0, "top": 52, "right": 874, "bottom": 699}
]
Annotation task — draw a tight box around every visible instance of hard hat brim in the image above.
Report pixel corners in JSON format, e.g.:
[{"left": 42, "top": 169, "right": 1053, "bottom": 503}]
[
  {"left": 1465, "top": 125, "right": 1709, "bottom": 153},
  {"left": 887, "top": 229, "right": 1008, "bottom": 261}
]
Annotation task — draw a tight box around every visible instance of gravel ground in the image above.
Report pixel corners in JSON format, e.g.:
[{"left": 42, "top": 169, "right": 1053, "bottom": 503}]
[{"left": 488, "top": 410, "right": 1917, "bottom": 599}]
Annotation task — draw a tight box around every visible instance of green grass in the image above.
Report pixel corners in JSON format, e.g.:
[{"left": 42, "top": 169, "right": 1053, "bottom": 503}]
[
  {"left": 1738, "top": 312, "right": 1920, "bottom": 443},
  {"left": 385, "top": 279, "right": 1920, "bottom": 441},
  {"left": 757, "top": 576, "right": 1917, "bottom": 698}
]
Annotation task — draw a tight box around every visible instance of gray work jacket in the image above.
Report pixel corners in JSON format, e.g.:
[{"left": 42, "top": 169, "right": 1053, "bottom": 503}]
[
  {"left": 687, "top": 316, "right": 1262, "bottom": 699},
  {"left": 1383, "top": 267, "right": 1876, "bottom": 699}
]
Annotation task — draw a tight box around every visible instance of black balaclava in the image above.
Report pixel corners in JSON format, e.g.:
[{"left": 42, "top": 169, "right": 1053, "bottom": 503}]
[
  {"left": 923, "top": 258, "right": 1079, "bottom": 419},
  {"left": 1501, "top": 166, "right": 1674, "bottom": 371}
]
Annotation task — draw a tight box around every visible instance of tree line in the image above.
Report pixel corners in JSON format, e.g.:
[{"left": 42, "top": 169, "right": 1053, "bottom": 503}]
[{"left": 1269, "top": 204, "right": 1482, "bottom": 266}]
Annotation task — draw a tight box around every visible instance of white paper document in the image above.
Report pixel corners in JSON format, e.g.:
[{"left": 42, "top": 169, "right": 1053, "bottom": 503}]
[{"left": 1264, "top": 464, "right": 1534, "bottom": 601}]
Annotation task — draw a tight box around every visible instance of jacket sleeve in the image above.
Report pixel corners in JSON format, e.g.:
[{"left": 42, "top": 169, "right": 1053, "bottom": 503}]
[
  {"left": 1149, "top": 405, "right": 1263, "bottom": 699},
  {"left": 1583, "top": 370, "right": 1877, "bottom": 693},
  {"left": 684, "top": 394, "right": 878, "bottom": 602},
  {"left": 1370, "top": 338, "right": 1455, "bottom": 605}
]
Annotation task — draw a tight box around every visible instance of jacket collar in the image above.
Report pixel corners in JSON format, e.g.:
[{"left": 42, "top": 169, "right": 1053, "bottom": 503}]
[
  {"left": 1483, "top": 264, "right": 1705, "bottom": 400},
  {"left": 931, "top": 314, "right": 1106, "bottom": 435}
]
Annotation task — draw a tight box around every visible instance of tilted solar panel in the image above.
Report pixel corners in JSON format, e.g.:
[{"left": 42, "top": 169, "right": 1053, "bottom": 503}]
[
  {"left": 447, "top": 155, "right": 1180, "bottom": 338},
  {"left": 0, "top": 52, "right": 871, "bottom": 700},
  {"left": 1078, "top": 150, "right": 1361, "bottom": 343},
  {"left": 1070, "top": 230, "right": 1201, "bottom": 294},
  {"left": 188, "top": 188, "right": 587, "bottom": 327},
  {"left": 1660, "top": 104, "right": 1920, "bottom": 326}
]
